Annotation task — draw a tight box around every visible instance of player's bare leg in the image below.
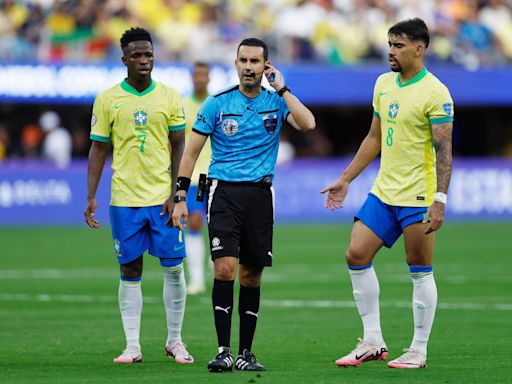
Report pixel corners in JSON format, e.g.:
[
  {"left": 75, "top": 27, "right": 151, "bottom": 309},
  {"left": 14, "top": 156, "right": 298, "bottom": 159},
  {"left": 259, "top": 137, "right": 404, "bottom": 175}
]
[
  {"left": 388, "top": 223, "right": 435, "bottom": 368},
  {"left": 336, "top": 221, "right": 388, "bottom": 367}
]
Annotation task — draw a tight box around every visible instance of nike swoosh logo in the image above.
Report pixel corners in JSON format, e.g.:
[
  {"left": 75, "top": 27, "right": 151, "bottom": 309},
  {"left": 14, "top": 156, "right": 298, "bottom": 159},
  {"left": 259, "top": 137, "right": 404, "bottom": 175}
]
[
  {"left": 416, "top": 305, "right": 431, "bottom": 310},
  {"left": 114, "top": 103, "right": 124, "bottom": 110},
  {"left": 355, "top": 353, "right": 367, "bottom": 360},
  {"left": 174, "top": 244, "right": 185, "bottom": 251}
]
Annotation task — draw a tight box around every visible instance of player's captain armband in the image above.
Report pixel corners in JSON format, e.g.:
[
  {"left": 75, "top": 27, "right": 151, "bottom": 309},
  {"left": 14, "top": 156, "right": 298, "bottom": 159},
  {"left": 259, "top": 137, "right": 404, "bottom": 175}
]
[{"left": 434, "top": 192, "right": 447, "bottom": 205}]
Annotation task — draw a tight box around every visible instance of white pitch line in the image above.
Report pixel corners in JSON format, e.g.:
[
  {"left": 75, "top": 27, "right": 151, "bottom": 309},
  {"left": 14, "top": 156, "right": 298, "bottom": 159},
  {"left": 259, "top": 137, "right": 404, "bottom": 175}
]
[
  {"left": 1, "top": 268, "right": 508, "bottom": 284},
  {"left": 0, "top": 293, "right": 510, "bottom": 311}
]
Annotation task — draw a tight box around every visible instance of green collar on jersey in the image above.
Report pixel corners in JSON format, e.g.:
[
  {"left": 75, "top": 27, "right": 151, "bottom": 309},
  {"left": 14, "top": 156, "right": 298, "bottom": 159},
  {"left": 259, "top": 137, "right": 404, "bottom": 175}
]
[
  {"left": 121, "top": 79, "right": 156, "bottom": 96},
  {"left": 396, "top": 67, "right": 428, "bottom": 88}
]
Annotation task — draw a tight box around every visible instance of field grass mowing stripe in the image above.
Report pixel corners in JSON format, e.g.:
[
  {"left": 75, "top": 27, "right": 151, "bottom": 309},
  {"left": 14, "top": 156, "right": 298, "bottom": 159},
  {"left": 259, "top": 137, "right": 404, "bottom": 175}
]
[
  {"left": 1, "top": 268, "right": 507, "bottom": 284},
  {"left": 1, "top": 293, "right": 511, "bottom": 311}
]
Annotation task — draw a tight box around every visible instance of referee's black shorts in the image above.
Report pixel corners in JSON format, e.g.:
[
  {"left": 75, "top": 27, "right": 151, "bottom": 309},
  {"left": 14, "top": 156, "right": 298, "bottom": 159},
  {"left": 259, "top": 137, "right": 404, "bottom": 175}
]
[{"left": 206, "top": 179, "right": 274, "bottom": 267}]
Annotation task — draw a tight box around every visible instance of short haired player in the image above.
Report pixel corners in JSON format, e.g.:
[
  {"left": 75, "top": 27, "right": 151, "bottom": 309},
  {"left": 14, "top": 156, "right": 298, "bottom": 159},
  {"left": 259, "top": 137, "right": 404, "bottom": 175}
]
[
  {"left": 321, "top": 18, "right": 454, "bottom": 369},
  {"left": 84, "top": 27, "right": 194, "bottom": 365}
]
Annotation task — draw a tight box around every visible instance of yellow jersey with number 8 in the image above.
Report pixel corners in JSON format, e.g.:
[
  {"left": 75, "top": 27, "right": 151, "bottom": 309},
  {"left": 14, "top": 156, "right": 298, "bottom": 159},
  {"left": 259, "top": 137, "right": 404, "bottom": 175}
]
[
  {"left": 90, "top": 80, "right": 186, "bottom": 207},
  {"left": 371, "top": 68, "right": 454, "bottom": 207}
]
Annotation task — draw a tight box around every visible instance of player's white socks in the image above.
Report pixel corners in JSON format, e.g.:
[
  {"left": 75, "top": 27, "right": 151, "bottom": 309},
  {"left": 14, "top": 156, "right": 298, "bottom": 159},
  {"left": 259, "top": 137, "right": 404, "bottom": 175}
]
[
  {"left": 410, "top": 266, "right": 437, "bottom": 357},
  {"left": 185, "top": 232, "right": 206, "bottom": 289},
  {"left": 118, "top": 280, "right": 143, "bottom": 349},
  {"left": 163, "top": 264, "right": 187, "bottom": 343},
  {"left": 348, "top": 263, "right": 384, "bottom": 346}
]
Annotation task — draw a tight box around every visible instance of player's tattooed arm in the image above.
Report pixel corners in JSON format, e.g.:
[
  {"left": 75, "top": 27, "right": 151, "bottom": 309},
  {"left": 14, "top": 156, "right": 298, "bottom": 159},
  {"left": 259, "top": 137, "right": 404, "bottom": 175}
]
[{"left": 431, "top": 121, "right": 453, "bottom": 193}]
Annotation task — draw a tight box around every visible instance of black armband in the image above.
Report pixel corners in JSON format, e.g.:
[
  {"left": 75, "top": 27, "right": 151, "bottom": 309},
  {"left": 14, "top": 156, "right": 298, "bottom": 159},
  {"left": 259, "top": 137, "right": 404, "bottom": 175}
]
[
  {"left": 176, "top": 176, "right": 191, "bottom": 192},
  {"left": 277, "top": 85, "right": 291, "bottom": 97}
]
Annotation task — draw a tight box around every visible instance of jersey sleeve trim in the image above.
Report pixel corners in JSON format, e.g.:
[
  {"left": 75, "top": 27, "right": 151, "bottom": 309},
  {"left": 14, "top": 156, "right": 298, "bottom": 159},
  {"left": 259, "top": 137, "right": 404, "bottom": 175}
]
[
  {"left": 373, "top": 110, "right": 380, "bottom": 118},
  {"left": 169, "top": 123, "right": 186, "bottom": 132},
  {"left": 430, "top": 116, "right": 453, "bottom": 124},
  {"left": 90, "top": 134, "right": 110, "bottom": 142},
  {"left": 192, "top": 128, "right": 210, "bottom": 136}
]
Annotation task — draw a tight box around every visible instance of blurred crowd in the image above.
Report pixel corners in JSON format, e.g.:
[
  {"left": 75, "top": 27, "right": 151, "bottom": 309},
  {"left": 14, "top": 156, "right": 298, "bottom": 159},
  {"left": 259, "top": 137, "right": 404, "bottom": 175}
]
[{"left": 1, "top": 0, "right": 512, "bottom": 69}]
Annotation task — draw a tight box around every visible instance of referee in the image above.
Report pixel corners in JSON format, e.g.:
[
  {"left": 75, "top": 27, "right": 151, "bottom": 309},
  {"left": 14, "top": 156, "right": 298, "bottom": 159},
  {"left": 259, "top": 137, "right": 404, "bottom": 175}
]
[{"left": 172, "top": 38, "right": 315, "bottom": 372}]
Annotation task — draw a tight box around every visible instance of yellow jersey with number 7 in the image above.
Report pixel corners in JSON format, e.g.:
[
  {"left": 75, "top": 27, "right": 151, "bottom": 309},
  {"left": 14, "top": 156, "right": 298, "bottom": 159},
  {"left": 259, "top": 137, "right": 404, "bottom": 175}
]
[
  {"left": 371, "top": 68, "right": 454, "bottom": 207},
  {"left": 90, "top": 79, "right": 186, "bottom": 207}
]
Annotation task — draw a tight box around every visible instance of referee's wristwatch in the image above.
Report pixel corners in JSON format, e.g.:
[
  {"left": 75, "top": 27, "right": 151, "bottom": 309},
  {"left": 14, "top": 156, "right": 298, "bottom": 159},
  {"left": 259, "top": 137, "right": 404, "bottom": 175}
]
[
  {"left": 173, "top": 195, "right": 187, "bottom": 203},
  {"left": 277, "top": 85, "right": 291, "bottom": 97}
]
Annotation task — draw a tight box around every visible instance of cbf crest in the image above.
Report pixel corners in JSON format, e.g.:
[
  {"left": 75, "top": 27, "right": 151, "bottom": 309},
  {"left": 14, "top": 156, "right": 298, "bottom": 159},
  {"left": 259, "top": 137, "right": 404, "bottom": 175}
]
[
  {"left": 388, "top": 101, "right": 400, "bottom": 119},
  {"left": 221, "top": 118, "right": 238, "bottom": 136},
  {"left": 134, "top": 110, "right": 148, "bottom": 126},
  {"left": 263, "top": 114, "right": 278, "bottom": 134},
  {"left": 443, "top": 103, "right": 452, "bottom": 116}
]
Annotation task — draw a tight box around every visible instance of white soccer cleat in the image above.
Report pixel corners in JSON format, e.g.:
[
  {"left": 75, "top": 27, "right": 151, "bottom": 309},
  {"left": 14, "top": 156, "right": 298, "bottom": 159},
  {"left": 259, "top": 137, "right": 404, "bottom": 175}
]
[
  {"left": 335, "top": 338, "right": 388, "bottom": 367},
  {"left": 113, "top": 346, "right": 143, "bottom": 364},
  {"left": 165, "top": 340, "right": 195, "bottom": 364},
  {"left": 387, "top": 348, "right": 426, "bottom": 368},
  {"left": 186, "top": 282, "right": 206, "bottom": 295}
]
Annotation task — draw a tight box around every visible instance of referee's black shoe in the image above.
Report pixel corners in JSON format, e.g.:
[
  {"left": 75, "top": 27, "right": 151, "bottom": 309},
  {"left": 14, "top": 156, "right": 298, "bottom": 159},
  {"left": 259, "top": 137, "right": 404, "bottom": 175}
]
[
  {"left": 207, "top": 347, "right": 233, "bottom": 372},
  {"left": 235, "top": 349, "right": 266, "bottom": 371}
]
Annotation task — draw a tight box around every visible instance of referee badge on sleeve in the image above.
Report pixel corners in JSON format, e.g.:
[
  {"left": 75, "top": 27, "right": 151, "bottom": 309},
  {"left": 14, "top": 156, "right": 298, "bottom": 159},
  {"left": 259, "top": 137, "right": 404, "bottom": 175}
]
[{"left": 263, "top": 114, "right": 278, "bottom": 134}]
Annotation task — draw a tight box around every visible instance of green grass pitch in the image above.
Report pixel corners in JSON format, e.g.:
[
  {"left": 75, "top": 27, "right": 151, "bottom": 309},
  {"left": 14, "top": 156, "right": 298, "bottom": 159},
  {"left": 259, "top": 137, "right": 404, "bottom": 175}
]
[{"left": 1, "top": 222, "right": 511, "bottom": 383}]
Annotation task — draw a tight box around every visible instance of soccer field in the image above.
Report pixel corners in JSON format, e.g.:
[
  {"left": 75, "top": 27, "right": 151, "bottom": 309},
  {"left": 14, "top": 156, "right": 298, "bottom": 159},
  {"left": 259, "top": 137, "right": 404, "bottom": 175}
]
[{"left": 1, "top": 223, "right": 511, "bottom": 384}]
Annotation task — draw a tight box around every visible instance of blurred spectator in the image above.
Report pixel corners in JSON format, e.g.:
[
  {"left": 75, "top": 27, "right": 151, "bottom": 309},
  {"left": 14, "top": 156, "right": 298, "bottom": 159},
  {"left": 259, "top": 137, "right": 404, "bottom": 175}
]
[
  {"left": 21, "top": 123, "right": 43, "bottom": 159},
  {"left": 0, "top": 124, "right": 11, "bottom": 161},
  {"left": 71, "top": 127, "right": 90, "bottom": 158},
  {"left": 277, "top": 129, "right": 296, "bottom": 166},
  {"left": 1, "top": 0, "right": 511, "bottom": 66},
  {"left": 39, "top": 111, "right": 72, "bottom": 168}
]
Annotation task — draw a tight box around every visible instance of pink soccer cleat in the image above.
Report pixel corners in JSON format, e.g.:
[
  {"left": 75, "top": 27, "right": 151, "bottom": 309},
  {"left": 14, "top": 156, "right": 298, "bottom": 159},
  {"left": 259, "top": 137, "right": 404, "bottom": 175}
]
[
  {"left": 335, "top": 338, "right": 388, "bottom": 367},
  {"left": 387, "top": 348, "right": 427, "bottom": 368},
  {"left": 113, "top": 346, "right": 143, "bottom": 364},
  {"left": 165, "top": 340, "right": 195, "bottom": 364}
]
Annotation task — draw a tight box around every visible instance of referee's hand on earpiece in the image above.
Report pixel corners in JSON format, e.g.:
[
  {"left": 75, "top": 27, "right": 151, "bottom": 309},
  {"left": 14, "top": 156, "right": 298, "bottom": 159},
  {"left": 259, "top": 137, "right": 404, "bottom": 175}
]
[
  {"left": 172, "top": 201, "right": 188, "bottom": 231},
  {"left": 264, "top": 63, "right": 283, "bottom": 91}
]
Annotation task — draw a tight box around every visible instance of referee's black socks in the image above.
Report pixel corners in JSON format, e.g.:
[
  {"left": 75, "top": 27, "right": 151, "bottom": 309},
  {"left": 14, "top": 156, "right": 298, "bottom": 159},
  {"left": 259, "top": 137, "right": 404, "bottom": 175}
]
[
  {"left": 238, "top": 284, "right": 261, "bottom": 355},
  {"left": 212, "top": 279, "right": 234, "bottom": 348}
]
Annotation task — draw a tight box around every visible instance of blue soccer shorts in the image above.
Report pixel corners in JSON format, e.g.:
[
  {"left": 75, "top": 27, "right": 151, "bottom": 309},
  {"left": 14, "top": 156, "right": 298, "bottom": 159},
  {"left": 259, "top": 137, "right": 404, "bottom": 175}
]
[
  {"left": 355, "top": 193, "right": 428, "bottom": 248},
  {"left": 109, "top": 205, "right": 186, "bottom": 265},
  {"left": 187, "top": 185, "right": 207, "bottom": 215}
]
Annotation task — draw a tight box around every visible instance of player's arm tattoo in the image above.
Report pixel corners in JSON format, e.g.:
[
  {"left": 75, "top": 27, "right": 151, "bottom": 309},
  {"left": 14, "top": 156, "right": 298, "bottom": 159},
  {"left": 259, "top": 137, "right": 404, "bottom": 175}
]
[{"left": 431, "top": 121, "right": 453, "bottom": 193}]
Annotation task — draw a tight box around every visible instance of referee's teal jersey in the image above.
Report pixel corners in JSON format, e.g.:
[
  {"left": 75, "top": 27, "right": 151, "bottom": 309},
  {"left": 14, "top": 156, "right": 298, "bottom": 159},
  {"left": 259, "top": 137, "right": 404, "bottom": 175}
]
[{"left": 193, "top": 85, "right": 289, "bottom": 182}]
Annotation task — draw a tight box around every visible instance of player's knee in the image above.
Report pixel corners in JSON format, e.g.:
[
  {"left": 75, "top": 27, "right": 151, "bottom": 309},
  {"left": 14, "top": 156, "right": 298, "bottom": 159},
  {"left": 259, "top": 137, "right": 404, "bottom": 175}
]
[
  {"left": 120, "top": 256, "right": 143, "bottom": 279},
  {"left": 120, "top": 265, "right": 142, "bottom": 279},
  {"left": 345, "top": 247, "right": 367, "bottom": 266}
]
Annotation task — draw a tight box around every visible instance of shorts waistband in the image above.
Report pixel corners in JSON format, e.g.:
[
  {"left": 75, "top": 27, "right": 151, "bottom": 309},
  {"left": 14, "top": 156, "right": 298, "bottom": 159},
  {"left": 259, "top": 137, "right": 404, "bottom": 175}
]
[{"left": 209, "top": 177, "right": 272, "bottom": 189}]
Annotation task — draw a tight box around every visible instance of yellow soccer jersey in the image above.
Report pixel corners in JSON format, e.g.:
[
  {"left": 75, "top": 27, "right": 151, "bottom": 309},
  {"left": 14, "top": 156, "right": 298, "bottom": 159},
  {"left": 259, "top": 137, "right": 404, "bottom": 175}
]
[
  {"left": 90, "top": 79, "right": 186, "bottom": 207},
  {"left": 371, "top": 68, "right": 454, "bottom": 207},
  {"left": 183, "top": 94, "right": 212, "bottom": 185}
]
